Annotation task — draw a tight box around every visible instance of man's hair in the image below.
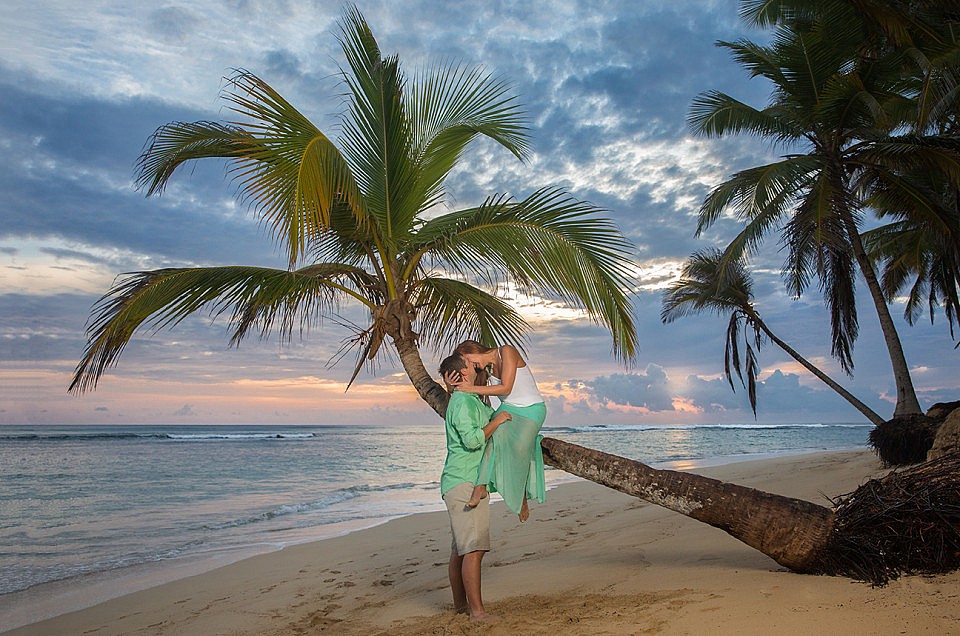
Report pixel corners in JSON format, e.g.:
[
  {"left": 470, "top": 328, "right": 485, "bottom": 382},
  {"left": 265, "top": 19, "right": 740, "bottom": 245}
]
[{"left": 439, "top": 353, "right": 467, "bottom": 386}]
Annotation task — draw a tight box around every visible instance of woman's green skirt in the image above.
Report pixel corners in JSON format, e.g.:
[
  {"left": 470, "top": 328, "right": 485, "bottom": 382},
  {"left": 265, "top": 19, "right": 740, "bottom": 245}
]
[{"left": 475, "top": 402, "right": 546, "bottom": 515}]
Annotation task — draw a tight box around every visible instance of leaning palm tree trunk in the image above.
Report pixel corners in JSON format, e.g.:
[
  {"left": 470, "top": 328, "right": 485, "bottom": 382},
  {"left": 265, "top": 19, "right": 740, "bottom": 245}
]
[
  {"left": 749, "top": 311, "right": 886, "bottom": 426},
  {"left": 540, "top": 438, "right": 960, "bottom": 585},
  {"left": 540, "top": 437, "right": 834, "bottom": 572}
]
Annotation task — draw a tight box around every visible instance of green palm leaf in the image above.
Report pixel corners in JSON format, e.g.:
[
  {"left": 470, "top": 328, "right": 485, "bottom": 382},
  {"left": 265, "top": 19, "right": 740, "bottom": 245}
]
[
  {"left": 697, "top": 155, "right": 821, "bottom": 240},
  {"left": 408, "top": 62, "right": 529, "bottom": 214},
  {"left": 689, "top": 89, "right": 801, "bottom": 141},
  {"left": 411, "top": 187, "right": 638, "bottom": 361},
  {"left": 336, "top": 8, "right": 418, "bottom": 242},
  {"left": 411, "top": 277, "right": 529, "bottom": 353},
  {"left": 135, "top": 70, "right": 365, "bottom": 267},
  {"left": 70, "top": 265, "right": 375, "bottom": 393}
]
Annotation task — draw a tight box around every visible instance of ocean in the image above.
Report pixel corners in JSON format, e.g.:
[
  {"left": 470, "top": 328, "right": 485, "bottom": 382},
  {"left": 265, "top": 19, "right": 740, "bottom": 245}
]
[{"left": 0, "top": 422, "right": 872, "bottom": 600}]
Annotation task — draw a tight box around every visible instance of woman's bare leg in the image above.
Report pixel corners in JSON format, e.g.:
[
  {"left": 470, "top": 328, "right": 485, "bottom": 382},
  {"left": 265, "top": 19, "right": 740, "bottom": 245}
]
[
  {"left": 518, "top": 496, "right": 529, "bottom": 523},
  {"left": 466, "top": 483, "right": 488, "bottom": 508}
]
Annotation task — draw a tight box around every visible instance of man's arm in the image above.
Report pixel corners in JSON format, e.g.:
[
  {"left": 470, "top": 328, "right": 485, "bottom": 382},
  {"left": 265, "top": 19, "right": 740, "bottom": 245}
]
[
  {"left": 481, "top": 411, "right": 511, "bottom": 440},
  {"left": 449, "top": 397, "right": 486, "bottom": 450}
]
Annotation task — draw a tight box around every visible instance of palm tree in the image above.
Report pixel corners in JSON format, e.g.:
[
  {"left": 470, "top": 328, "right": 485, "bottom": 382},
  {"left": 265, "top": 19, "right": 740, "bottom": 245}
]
[
  {"left": 687, "top": 3, "right": 960, "bottom": 419},
  {"left": 69, "top": 8, "right": 638, "bottom": 411},
  {"left": 662, "top": 248, "right": 886, "bottom": 425}
]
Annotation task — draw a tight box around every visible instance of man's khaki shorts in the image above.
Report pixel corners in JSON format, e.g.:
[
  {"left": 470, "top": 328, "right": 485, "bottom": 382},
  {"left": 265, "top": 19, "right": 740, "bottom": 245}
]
[{"left": 442, "top": 482, "right": 491, "bottom": 555}]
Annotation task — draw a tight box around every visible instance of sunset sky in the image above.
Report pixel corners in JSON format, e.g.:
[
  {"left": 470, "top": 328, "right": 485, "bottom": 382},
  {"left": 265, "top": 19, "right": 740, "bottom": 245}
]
[{"left": 2, "top": 0, "right": 957, "bottom": 427}]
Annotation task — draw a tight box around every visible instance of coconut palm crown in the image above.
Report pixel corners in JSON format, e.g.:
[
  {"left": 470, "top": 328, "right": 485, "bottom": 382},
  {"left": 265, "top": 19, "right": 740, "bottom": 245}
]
[{"left": 69, "top": 8, "right": 638, "bottom": 413}]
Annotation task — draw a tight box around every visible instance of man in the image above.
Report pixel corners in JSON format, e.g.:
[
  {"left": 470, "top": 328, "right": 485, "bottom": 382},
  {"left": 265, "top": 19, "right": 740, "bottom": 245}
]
[{"left": 439, "top": 352, "right": 511, "bottom": 622}]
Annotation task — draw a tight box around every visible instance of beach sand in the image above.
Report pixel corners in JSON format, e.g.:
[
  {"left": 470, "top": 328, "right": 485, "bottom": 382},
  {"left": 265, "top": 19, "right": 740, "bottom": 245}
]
[{"left": 5, "top": 449, "right": 959, "bottom": 635}]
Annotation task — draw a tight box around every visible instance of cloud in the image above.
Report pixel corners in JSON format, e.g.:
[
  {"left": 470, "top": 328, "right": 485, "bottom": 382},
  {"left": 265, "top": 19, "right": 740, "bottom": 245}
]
[
  {"left": 578, "top": 364, "right": 891, "bottom": 423},
  {"left": 172, "top": 404, "right": 195, "bottom": 417},
  {"left": 582, "top": 364, "right": 675, "bottom": 412}
]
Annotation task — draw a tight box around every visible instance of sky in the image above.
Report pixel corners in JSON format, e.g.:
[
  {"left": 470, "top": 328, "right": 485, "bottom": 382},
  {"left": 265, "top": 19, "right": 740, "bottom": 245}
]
[{"left": 1, "top": 0, "right": 957, "bottom": 427}]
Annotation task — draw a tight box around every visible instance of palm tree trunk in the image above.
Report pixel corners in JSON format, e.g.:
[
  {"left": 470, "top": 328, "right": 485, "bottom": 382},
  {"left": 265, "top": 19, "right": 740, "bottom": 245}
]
[
  {"left": 539, "top": 437, "right": 835, "bottom": 572},
  {"left": 840, "top": 208, "right": 923, "bottom": 417},
  {"left": 392, "top": 335, "right": 450, "bottom": 417},
  {"left": 748, "top": 310, "right": 886, "bottom": 425}
]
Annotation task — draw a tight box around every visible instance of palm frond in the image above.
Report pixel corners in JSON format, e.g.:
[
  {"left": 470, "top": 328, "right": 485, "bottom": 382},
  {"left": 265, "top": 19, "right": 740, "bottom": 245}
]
[
  {"left": 689, "top": 89, "right": 801, "bottom": 142},
  {"left": 723, "top": 311, "right": 761, "bottom": 416},
  {"left": 854, "top": 136, "right": 960, "bottom": 187},
  {"left": 220, "top": 70, "right": 366, "bottom": 265},
  {"left": 134, "top": 120, "right": 251, "bottom": 195},
  {"left": 336, "top": 7, "right": 419, "bottom": 241},
  {"left": 697, "top": 155, "right": 821, "bottom": 237},
  {"left": 661, "top": 248, "right": 754, "bottom": 323},
  {"left": 411, "top": 277, "right": 529, "bottom": 353},
  {"left": 408, "top": 62, "right": 529, "bottom": 212},
  {"left": 70, "top": 265, "right": 374, "bottom": 393},
  {"left": 410, "top": 187, "right": 638, "bottom": 361},
  {"left": 135, "top": 70, "right": 365, "bottom": 267}
]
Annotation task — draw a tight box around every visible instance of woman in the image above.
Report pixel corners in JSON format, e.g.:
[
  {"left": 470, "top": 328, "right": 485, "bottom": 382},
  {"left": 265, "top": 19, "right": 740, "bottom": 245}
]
[{"left": 445, "top": 340, "right": 546, "bottom": 522}]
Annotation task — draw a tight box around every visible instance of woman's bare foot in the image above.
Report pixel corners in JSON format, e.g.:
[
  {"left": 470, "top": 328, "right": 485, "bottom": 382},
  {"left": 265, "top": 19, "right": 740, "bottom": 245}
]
[
  {"left": 469, "top": 612, "right": 500, "bottom": 623},
  {"left": 518, "top": 497, "right": 529, "bottom": 523},
  {"left": 466, "top": 484, "right": 488, "bottom": 508}
]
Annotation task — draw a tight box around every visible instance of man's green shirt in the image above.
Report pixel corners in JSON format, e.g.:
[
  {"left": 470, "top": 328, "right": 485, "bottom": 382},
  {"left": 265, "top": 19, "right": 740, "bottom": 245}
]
[{"left": 441, "top": 391, "right": 492, "bottom": 495}]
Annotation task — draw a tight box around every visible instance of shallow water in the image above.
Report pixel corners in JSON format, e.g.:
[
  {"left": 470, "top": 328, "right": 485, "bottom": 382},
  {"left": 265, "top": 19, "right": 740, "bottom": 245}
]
[{"left": 0, "top": 422, "right": 870, "bottom": 596}]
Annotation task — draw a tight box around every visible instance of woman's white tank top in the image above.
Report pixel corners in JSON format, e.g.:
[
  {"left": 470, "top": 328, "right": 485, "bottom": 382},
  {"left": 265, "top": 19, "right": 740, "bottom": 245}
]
[{"left": 488, "top": 352, "right": 543, "bottom": 407}]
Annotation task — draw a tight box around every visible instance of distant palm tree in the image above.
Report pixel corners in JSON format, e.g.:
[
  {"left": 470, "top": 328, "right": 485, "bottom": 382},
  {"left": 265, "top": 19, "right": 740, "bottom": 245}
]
[
  {"left": 69, "top": 8, "right": 638, "bottom": 410},
  {"left": 687, "top": 2, "right": 960, "bottom": 419},
  {"left": 662, "top": 249, "right": 885, "bottom": 425}
]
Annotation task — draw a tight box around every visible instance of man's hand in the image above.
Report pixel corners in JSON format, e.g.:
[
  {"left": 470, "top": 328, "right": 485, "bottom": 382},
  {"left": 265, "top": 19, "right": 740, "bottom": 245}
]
[{"left": 491, "top": 411, "right": 512, "bottom": 426}]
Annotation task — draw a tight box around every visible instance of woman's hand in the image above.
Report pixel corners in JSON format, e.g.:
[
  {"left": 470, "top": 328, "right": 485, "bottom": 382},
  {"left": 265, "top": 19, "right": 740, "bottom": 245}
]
[{"left": 444, "top": 370, "right": 475, "bottom": 392}]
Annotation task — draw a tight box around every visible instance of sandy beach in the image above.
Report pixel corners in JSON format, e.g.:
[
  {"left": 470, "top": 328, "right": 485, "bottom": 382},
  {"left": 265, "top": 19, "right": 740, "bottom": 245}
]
[{"left": 5, "top": 449, "right": 959, "bottom": 635}]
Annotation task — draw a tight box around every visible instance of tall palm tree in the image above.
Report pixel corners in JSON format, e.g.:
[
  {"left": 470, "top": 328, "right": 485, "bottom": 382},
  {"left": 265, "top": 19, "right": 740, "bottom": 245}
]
[
  {"left": 69, "top": 8, "right": 638, "bottom": 410},
  {"left": 687, "top": 3, "right": 960, "bottom": 419},
  {"left": 662, "top": 249, "right": 886, "bottom": 425}
]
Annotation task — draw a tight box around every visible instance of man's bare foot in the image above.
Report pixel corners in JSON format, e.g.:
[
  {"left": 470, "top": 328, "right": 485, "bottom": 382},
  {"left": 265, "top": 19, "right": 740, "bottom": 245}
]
[
  {"left": 518, "top": 498, "right": 529, "bottom": 523},
  {"left": 469, "top": 612, "right": 500, "bottom": 623},
  {"left": 466, "top": 485, "right": 488, "bottom": 508},
  {"left": 454, "top": 604, "right": 469, "bottom": 615}
]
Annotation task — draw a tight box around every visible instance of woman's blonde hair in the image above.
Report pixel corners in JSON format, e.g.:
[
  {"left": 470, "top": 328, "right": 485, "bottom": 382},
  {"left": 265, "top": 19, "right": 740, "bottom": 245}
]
[{"left": 454, "top": 339, "right": 496, "bottom": 356}]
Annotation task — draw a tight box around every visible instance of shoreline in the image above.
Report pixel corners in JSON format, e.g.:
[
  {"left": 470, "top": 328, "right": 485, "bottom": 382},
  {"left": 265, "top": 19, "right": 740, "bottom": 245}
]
[
  {"left": 0, "top": 446, "right": 854, "bottom": 632},
  {"left": 9, "top": 448, "right": 958, "bottom": 634}
]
